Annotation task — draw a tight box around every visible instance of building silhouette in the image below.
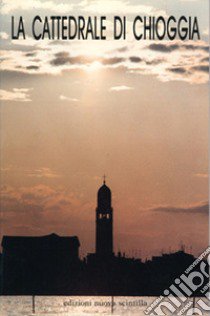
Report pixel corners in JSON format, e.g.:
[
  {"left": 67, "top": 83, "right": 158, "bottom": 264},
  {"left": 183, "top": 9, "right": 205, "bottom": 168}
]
[
  {"left": 96, "top": 177, "right": 113, "bottom": 257},
  {"left": 1, "top": 234, "right": 80, "bottom": 295}
]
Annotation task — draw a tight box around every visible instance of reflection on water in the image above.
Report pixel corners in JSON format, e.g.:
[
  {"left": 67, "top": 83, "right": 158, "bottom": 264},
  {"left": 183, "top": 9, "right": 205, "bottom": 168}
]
[{"left": 0, "top": 296, "right": 209, "bottom": 315}]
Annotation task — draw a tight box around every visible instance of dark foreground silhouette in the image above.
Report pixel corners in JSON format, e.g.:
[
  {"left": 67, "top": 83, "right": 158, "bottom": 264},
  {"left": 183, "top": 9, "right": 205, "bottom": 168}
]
[{"left": 0, "top": 233, "right": 207, "bottom": 296}]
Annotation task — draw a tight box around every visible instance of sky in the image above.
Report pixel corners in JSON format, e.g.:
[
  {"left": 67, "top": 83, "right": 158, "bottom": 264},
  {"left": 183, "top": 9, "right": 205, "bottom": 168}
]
[{"left": 0, "top": 0, "right": 209, "bottom": 260}]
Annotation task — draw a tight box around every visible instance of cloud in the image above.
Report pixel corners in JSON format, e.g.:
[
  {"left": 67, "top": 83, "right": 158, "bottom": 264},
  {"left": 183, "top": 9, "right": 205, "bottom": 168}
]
[
  {"left": 151, "top": 202, "right": 209, "bottom": 215},
  {"left": 191, "top": 65, "right": 209, "bottom": 73},
  {"left": 184, "top": 44, "right": 209, "bottom": 52},
  {"left": 168, "top": 67, "right": 188, "bottom": 74},
  {"left": 0, "top": 32, "right": 9, "bottom": 40},
  {"left": 26, "top": 65, "right": 40, "bottom": 70},
  {"left": 129, "top": 56, "right": 142, "bottom": 63},
  {"left": 25, "top": 52, "right": 37, "bottom": 57},
  {"left": 26, "top": 167, "right": 62, "bottom": 179},
  {"left": 1, "top": 185, "right": 80, "bottom": 216},
  {"left": 0, "top": 88, "right": 33, "bottom": 102},
  {"left": 51, "top": 53, "right": 125, "bottom": 67},
  {"left": 51, "top": 51, "right": 70, "bottom": 66},
  {"left": 110, "top": 85, "right": 134, "bottom": 92},
  {"left": 1, "top": 38, "right": 209, "bottom": 84},
  {"left": 201, "top": 57, "right": 209, "bottom": 63},
  {"left": 143, "top": 41, "right": 209, "bottom": 84},
  {"left": 80, "top": 0, "right": 165, "bottom": 16},
  {"left": 1, "top": 0, "right": 73, "bottom": 14},
  {"left": 0, "top": 185, "right": 45, "bottom": 216},
  {"left": 59, "top": 95, "right": 79, "bottom": 102},
  {"left": 145, "top": 58, "right": 165, "bottom": 65},
  {"left": 148, "top": 43, "right": 209, "bottom": 53},
  {"left": 102, "top": 57, "right": 125, "bottom": 65},
  {"left": 148, "top": 43, "right": 180, "bottom": 53},
  {"left": 51, "top": 53, "right": 96, "bottom": 66},
  {"left": 194, "top": 173, "right": 208, "bottom": 179},
  {"left": 203, "top": 28, "right": 209, "bottom": 36},
  {"left": 117, "top": 46, "right": 128, "bottom": 53},
  {"left": 1, "top": 0, "right": 166, "bottom": 17}
]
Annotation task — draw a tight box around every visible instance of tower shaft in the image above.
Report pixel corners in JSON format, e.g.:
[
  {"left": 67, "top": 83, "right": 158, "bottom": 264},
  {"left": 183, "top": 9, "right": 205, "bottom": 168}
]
[
  {"left": 96, "top": 209, "right": 113, "bottom": 256},
  {"left": 95, "top": 181, "right": 113, "bottom": 257}
]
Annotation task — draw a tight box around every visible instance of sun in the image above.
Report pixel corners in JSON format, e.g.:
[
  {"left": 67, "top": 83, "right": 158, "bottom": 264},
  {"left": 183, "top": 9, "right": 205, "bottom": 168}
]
[{"left": 86, "top": 61, "right": 102, "bottom": 72}]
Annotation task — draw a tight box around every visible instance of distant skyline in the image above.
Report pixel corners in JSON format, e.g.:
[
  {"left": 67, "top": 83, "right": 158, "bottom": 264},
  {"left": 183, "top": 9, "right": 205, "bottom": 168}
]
[{"left": 0, "top": 0, "right": 209, "bottom": 259}]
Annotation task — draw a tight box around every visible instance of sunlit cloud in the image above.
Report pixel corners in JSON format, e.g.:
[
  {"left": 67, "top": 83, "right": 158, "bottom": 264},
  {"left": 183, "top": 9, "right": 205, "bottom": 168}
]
[
  {"left": 1, "top": 0, "right": 73, "bottom": 14},
  {"left": 1, "top": 166, "right": 62, "bottom": 179},
  {"left": 0, "top": 32, "right": 9, "bottom": 40},
  {"left": 0, "top": 88, "right": 33, "bottom": 102},
  {"left": 26, "top": 167, "right": 62, "bottom": 179},
  {"left": 203, "top": 28, "right": 209, "bottom": 36},
  {"left": 80, "top": 0, "right": 166, "bottom": 16},
  {"left": 110, "top": 85, "right": 134, "bottom": 92},
  {"left": 194, "top": 173, "right": 208, "bottom": 179},
  {"left": 1, "top": 38, "right": 208, "bottom": 84},
  {"left": 59, "top": 95, "right": 79, "bottom": 102}
]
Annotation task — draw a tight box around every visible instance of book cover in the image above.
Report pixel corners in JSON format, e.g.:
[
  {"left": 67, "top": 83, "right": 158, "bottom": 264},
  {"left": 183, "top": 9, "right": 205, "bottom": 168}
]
[{"left": 0, "top": 0, "right": 209, "bottom": 315}]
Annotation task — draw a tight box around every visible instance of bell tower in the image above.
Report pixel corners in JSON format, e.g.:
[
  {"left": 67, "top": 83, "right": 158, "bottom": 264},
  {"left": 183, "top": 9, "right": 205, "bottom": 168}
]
[{"left": 96, "top": 176, "right": 113, "bottom": 257}]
